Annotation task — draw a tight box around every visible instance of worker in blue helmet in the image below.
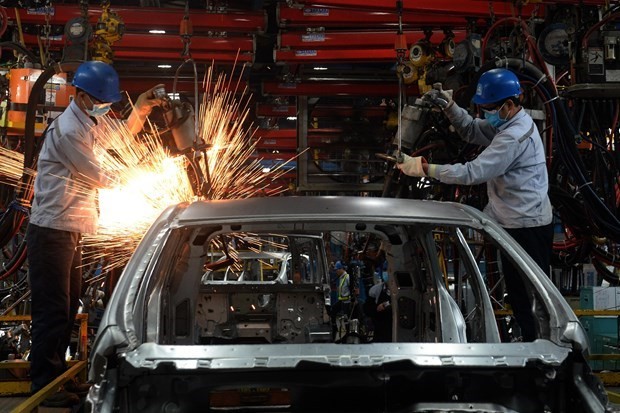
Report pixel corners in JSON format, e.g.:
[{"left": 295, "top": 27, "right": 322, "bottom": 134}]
[
  {"left": 397, "top": 68, "right": 553, "bottom": 342},
  {"left": 26, "top": 60, "right": 164, "bottom": 407}
]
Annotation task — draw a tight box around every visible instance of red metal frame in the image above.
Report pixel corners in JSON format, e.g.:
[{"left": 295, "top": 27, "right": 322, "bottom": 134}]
[
  {"left": 274, "top": 48, "right": 412, "bottom": 63},
  {"left": 114, "top": 50, "right": 253, "bottom": 63},
  {"left": 255, "top": 104, "right": 297, "bottom": 117},
  {"left": 277, "top": 6, "right": 480, "bottom": 29},
  {"left": 255, "top": 103, "right": 388, "bottom": 118},
  {"left": 262, "top": 81, "right": 417, "bottom": 96},
  {"left": 278, "top": 30, "right": 466, "bottom": 49},
  {"left": 115, "top": 34, "right": 254, "bottom": 52},
  {"left": 118, "top": 77, "right": 250, "bottom": 94},
  {"left": 254, "top": 129, "right": 297, "bottom": 150},
  {"left": 251, "top": 151, "right": 298, "bottom": 160},
  {"left": 6, "top": 5, "right": 266, "bottom": 33},
  {"left": 289, "top": 0, "right": 605, "bottom": 12},
  {"left": 21, "top": 33, "right": 254, "bottom": 53}
]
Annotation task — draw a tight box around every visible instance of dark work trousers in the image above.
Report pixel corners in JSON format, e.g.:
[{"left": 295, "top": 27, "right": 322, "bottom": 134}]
[
  {"left": 26, "top": 223, "right": 82, "bottom": 393},
  {"left": 501, "top": 223, "right": 553, "bottom": 342}
]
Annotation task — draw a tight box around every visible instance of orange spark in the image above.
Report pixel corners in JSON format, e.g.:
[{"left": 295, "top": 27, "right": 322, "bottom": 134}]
[{"left": 81, "top": 64, "right": 297, "bottom": 271}]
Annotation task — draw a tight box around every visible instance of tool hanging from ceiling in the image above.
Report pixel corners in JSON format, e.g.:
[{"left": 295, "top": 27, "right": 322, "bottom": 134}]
[{"left": 91, "top": 0, "right": 124, "bottom": 64}]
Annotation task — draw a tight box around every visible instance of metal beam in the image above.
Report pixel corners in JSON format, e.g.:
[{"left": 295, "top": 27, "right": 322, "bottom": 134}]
[
  {"left": 114, "top": 49, "right": 253, "bottom": 63},
  {"left": 278, "top": 30, "right": 466, "bottom": 49},
  {"left": 278, "top": 6, "right": 480, "bottom": 29},
  {"left": 118, "top": 77, "right": 250, "bottom": 94},
  {"left": 275, "top": 48, "right": 408, "bottom": 63},
  {"left": 6, "top": 5, "right": 266, "bottom": 33},
  {"left": 262, "top": 80, "right": 417, "bottom": 96},
  {"left": 21, "top": 33, "right": 255, "bottom": 53},
  {"left": 287, "top": 0, "right": 602, "bottom": 13}
]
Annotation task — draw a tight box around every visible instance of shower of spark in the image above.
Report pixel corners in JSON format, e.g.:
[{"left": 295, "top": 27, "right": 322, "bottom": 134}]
[
  {"left": 0, "top": 146, "right": 28, "bottom": 185},
  {"left": 197, "top": 64, "right": 294, "bottom": 199},
  {"left": 81, "top": 117, "right": 196, "bottom": 270},
  {"left": 82, "top": 63, "right": 298, "bottom": 272}
]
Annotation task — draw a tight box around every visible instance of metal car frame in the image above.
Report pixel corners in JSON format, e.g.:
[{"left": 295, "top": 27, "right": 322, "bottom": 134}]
[{"left": 86, "top": 196, "right": 608, "bottom": 413}]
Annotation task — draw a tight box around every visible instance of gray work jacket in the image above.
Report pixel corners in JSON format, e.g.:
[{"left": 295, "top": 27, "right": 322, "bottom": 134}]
[
  {"left": 427, "top": 104, "right": 552, "bottom": 229},
  {"left": 29, "top": 100, "right": 112, "bottom": 234}
]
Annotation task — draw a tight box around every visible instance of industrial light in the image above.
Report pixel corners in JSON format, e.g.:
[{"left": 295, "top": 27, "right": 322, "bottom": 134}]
[
  {"left": 286, "top": 116, "right": 297, "bottom": 121},
  {"left": 149, "top": 29, "right": 166, "bottom": 34},
  {"left": 262, "top": 167, "right": 271, "bottom": 173},
  {"left": 313, "top": 66, "right": 328, "bottom": 71},
  {"left": 158, "top": 64, "right": 172, "bottom": 69}
]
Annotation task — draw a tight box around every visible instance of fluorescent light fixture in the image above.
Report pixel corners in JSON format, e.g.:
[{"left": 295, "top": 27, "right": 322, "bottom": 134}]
[
  {"left": 157, "top": 64, "right": 172, "bottom": 69},
  {"left": 313, "top": 66, "right": 328, "bottom": 71},
  {"left": 286, "top": 116, "right": 297, "bottom": 121},
  {"left": 149, "top": 29, "right": 166, "bottom": 34}
]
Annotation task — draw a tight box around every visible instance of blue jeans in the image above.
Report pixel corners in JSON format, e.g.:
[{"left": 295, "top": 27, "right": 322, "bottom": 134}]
[{"left": 26, "top": 224, "right": 82, "bottom": 392}]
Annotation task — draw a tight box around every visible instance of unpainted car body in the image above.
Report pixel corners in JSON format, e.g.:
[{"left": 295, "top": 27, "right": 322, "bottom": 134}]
[{"left": 86, "top": 196, "right": 609, "bottom": 413}]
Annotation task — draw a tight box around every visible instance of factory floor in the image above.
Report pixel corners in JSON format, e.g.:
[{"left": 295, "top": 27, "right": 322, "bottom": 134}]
[{"left": 0, "top": 395, "right": 73, "bottom": 412}]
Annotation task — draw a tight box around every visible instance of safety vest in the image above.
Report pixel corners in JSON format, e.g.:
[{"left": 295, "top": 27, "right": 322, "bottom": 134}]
[{"left": 338, "top": 272, "right": 350, "bottom": 301}]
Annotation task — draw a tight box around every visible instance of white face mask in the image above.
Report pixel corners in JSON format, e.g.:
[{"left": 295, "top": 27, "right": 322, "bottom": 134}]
[
  {"left": 83, "top": 94, "right": 112, "bottom": 117},
  {"left": 86, "top": 103, "right": 112, "bottom": 117}
]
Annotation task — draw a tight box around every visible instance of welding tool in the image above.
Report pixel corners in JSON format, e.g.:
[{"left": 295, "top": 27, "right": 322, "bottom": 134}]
[
  {"left": 155, "top": 86, "right": 212, "bottom": 198},
  {"left": 154, "top": 87, "right": 200, "bottom": 153}
]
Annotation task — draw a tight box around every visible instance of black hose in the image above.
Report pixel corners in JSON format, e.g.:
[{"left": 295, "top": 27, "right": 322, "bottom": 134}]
[
  {"left": 0, "top": 41, "right": 40, "bottom": 65},
  {"left": 23, "top": 61, "right": 82, "bottom": 170}
]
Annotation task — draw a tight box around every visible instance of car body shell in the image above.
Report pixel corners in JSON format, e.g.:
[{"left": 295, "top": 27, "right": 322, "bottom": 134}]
[{"left": 86, "top": 196, "right": 608, "bottom": 413}]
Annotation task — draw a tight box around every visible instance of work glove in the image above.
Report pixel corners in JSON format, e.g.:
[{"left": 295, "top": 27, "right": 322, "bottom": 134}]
[
  {"left": 134, "top": 83, "right": 166, "bottom": 117},
  {"left": 396, "top": 153, "right": 427, "bottom": 177},
  {"left": 127, "top": 84, "right": 166, "bottom": 134},
  {"left": 422, "top": 83, "right": 453, "bottom": 110}
]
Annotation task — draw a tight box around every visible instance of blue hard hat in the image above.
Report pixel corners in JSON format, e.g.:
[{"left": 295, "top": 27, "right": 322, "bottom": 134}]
[
  {"left": 472, "top": 68, "right": 521, "bottom": 105},
  {"left": 335, "top": 261, "right": 344, "bottom": 270},
  {"left": 72, "top": 61, "right": 122, "bottom": 103}
]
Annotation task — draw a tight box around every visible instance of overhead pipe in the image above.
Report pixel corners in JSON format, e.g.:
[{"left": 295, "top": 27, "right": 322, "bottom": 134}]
[
  {"left": 262, "top": 80, "right": 418, "bottom": 96},
  {"left": 113, "top": 49, "right": 254, "bottom": 63},
  {"left": 21, "top": 33, "right": 256, "bottom": 54},
  {"left": 278, "top": 30, "right": 465, "bottom": 49},
  {"left": 5, "top": 5, "right": 267, "bottom": 33},
  {"left": 286, "top": 0, "right": 575, "bottom": 13},
  {"left": 275, "top": 47, "right": 407, "bottom": 63},
  {"left": 278, "top": 6, "right": 476, "bottom": 29}
]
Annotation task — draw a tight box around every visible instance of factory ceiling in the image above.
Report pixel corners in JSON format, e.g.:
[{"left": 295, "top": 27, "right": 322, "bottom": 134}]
[{"left": 1, "top": 0, "right": 600, "bottom": 98}]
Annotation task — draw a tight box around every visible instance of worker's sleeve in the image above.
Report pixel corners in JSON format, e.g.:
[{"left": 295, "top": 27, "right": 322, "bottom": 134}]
[
  {"left": 444, "top": 103, "right": 496, "bottom": 146},
  {"left": 54, "top": 128, "right": 113, "bottom": 188},
  {"left": 125, "top": 86, "right": 164, "bottom": 135},
  {"left": 125, "top": 106, "right": 150, "bottom": 135},
  {"left": 426, "top": 132, "right": 519, "bottom": 185}
]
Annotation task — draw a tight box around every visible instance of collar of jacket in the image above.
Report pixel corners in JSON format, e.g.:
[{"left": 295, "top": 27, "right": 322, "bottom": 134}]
[
  {"left": 496, "top": 106, "right": 526, "bottom": 131},
  {"left": 68, "top": 99, "right": 98, "bottom": 129}
]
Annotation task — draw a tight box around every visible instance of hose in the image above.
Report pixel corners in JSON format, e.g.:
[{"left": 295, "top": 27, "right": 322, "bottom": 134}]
[{"left": 0, "top": 41, "right": 40, "bottom": 65}]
